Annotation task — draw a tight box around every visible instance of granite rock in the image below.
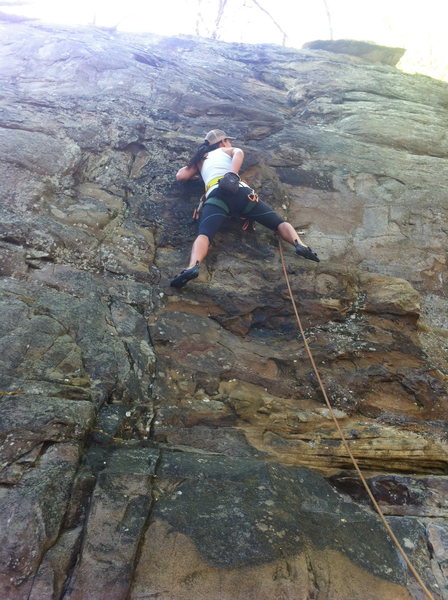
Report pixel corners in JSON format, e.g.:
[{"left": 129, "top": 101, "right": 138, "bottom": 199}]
[{"left": 0, "top": 19, "right": 447, "bottom": 600}]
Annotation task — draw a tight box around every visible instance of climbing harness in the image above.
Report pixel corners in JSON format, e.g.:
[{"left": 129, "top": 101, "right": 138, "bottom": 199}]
[
  {"left": 205, "top": 175, "right": 222, "bottom": 193},
  {"left": 192, "top": 179, "right": 259, "bottom": 232},
  {"left": 278, "top": 239, "right": 436, "bottom": 600}
]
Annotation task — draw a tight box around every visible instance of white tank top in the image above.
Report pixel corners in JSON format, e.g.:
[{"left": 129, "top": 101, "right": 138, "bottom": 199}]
[{"left": 200, "top": 148, "right": 232, "bottom": 196}]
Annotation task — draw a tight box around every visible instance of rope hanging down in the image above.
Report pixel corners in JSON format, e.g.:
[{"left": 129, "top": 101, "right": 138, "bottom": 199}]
[{"left": 278, "top": 239, "right": 436, "bottom": 600}]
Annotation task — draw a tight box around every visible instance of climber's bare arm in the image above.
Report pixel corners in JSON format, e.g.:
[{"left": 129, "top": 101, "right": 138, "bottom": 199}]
[
  {"left": 222, "top": 146, "right": 244, "bottom": 174},
  {"left": 176, "top": 165, "right": 198, "bottom": 181}
]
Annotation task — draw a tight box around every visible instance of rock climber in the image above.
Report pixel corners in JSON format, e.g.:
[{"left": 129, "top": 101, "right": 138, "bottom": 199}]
[{"left": 171, "top": 129, "right": 319, "bottom": 288}]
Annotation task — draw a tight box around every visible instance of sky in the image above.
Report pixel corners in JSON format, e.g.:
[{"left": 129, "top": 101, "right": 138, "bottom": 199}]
[{"left": 2, "top": 0, "right": 448, "bottom": 81}]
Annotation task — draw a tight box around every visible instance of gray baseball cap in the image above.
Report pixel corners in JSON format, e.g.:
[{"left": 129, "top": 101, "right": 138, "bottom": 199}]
[{"left": 205, "top": 129, "right": 235, "bottom": 144}]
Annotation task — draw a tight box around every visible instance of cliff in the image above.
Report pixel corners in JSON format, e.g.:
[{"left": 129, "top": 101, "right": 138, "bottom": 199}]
[{"left": 0, "top": 18, "right": 447, "bottom": 600}]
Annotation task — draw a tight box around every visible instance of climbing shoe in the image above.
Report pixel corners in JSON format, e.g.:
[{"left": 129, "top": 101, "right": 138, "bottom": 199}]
[
  {"left": 170, "top": 263, "right": 200, "bottom": 288},
  {"left": 295, "top": 244, "right": 320, "bottom": 262}
]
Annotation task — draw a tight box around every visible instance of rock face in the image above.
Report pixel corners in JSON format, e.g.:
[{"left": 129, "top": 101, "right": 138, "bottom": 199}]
[
  {"left": 302, "top": 39, "right": 406, "bottom": 66},
  {"left": 0, "top": 18, "right": 447, "bottom": 600}
]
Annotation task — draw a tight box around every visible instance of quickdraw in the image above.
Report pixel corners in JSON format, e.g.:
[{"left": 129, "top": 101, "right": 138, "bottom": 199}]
[
  {"left": 240, "top": 217, "right": 256, "bottom": 232},
  {"left": 247, "top": 190, "right": 259, "bottom": 203},
  {"left": 192, "top": 194, "right": 206, "bottom": 221}
]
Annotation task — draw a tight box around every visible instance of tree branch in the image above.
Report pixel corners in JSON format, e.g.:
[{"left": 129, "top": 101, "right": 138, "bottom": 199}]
[
  {"left": 211, "top": 0, "right": 228, "bottom": 40},
  {"left": 322, "top": 0, "right": 334, "bottom": 40},
  {"left": 249, "top": 0, "right": 287, "bottom": 46}
]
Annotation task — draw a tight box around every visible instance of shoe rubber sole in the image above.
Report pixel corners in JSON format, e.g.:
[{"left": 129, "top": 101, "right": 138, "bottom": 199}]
[
  {"left": 295, "top": 245, "right": 320, "bottom": 262},
  {"left": 170, "top": 264, "right": 200, "bottom": 288}
]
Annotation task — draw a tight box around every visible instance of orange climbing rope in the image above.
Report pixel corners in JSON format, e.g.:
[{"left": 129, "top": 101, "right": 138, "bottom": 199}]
[{"left": 278, "top": 239, "right": 437, "bottom": 600}]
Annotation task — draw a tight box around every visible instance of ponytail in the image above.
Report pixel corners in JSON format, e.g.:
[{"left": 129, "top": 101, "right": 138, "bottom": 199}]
[{"left": 187, "top": 140, "right": 222, "bottom": 168}]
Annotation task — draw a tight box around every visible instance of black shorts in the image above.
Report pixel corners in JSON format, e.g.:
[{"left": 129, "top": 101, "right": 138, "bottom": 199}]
[{"left": 198, "top": 186, "right": 284, "bottom": 241}]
